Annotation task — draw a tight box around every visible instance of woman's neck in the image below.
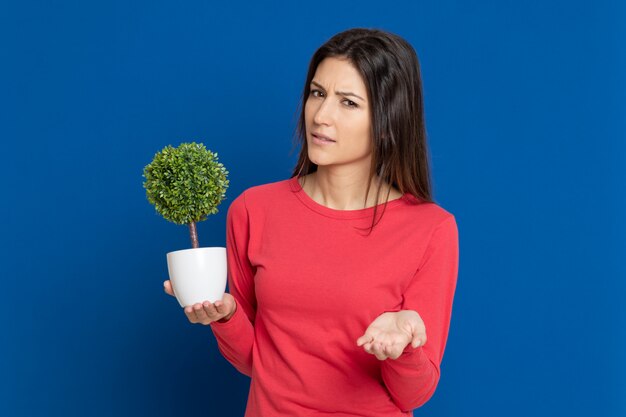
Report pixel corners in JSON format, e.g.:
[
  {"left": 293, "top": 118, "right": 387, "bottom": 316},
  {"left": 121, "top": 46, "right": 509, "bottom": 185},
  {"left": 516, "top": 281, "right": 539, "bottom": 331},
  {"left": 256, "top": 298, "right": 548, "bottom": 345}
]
[{"left": 300, "top": 170, "right": 401, "bottom": 210}]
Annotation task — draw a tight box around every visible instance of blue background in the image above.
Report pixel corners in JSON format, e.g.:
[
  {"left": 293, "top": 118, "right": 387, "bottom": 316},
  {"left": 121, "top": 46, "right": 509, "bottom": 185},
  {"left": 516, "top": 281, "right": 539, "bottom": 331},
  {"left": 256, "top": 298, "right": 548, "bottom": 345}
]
[{"left": 1, "top": 1, "right": 624, "bottom": 416}]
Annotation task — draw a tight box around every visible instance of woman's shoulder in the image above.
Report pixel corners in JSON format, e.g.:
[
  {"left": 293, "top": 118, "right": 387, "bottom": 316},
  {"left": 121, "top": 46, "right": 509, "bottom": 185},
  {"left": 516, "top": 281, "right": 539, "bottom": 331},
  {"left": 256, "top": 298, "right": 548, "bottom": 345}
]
[
  {"left": 241, "top": 177, "right": 292, "bottom": 201},
  {"left": 399, "top": 195, "right": 456, "bottom": 229},
  {"left": 227, "top": 177, "right": 293, "bottom": 212}
]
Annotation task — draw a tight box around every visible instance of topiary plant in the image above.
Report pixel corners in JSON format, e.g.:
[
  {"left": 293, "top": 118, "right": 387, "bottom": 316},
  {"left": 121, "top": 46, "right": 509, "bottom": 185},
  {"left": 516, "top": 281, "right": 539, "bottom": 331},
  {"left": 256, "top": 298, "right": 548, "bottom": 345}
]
[{"left": 142, "top": 142, "right": 229, "bottom": 248}]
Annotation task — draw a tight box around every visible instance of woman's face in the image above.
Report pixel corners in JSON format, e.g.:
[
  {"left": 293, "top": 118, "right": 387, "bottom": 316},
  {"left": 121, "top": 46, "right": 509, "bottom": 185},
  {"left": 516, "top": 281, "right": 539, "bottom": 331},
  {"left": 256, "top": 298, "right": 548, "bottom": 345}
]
[{"left": 304, "top": 56, "right": 372, "bottom": 168}]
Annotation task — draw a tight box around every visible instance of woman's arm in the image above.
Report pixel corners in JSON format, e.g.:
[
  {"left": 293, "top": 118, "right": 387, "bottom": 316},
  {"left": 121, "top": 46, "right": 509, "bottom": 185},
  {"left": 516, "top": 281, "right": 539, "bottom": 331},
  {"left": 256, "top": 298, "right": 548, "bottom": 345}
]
[
  {"left": 381, "top": 215, "right": 459, "bottom": 411},
  {"left": 209, "top": 190, "right": 257, "bottom": 377}
]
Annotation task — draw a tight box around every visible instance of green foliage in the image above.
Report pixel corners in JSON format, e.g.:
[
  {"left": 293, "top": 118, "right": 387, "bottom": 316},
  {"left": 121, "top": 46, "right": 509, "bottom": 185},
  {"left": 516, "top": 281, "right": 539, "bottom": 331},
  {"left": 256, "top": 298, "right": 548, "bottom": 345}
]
[{"left": 142, "top": 142, "right": 229, "bottom": 225}]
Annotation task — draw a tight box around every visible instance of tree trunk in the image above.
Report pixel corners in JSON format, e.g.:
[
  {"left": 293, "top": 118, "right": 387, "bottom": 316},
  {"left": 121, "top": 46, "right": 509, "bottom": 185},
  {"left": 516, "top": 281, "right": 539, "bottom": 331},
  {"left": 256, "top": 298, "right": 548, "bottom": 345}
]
[{"left": 189, "top": 222, "right": 199, "bottom": 248}]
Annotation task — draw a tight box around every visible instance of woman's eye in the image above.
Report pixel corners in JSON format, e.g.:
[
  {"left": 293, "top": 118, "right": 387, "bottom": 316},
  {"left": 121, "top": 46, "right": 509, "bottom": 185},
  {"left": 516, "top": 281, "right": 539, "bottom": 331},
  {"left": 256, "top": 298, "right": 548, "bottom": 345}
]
[{"left": 309, "top": 90, "right": 357, "bottom": 108}]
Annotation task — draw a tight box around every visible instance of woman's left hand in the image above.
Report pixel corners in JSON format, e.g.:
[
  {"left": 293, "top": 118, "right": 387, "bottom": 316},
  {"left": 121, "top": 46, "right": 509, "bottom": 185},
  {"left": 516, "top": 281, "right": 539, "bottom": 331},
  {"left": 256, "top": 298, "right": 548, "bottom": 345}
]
[{"left": 356, "top": 310, "right": 427, "bottom": 360}]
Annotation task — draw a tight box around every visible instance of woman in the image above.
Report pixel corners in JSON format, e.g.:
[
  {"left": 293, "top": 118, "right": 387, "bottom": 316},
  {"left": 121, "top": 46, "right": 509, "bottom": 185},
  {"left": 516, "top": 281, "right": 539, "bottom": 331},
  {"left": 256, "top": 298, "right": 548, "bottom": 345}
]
[{"left": 164, "top": 27, "right": 459, "bottom": 416}]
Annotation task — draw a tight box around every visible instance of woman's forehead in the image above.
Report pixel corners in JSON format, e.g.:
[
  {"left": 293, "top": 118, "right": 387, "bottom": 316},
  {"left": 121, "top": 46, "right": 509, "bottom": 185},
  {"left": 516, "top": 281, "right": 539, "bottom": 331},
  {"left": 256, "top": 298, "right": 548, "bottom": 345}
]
[{"left": 313, "top": 57, "right": 366, "bottom": 91}]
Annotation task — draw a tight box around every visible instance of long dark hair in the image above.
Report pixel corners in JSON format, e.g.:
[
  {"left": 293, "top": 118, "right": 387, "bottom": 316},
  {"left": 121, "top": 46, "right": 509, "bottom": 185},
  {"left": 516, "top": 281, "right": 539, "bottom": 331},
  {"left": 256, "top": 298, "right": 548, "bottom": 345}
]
[{"left": 289, "top": 27, "right": 435, "bottom": 235}]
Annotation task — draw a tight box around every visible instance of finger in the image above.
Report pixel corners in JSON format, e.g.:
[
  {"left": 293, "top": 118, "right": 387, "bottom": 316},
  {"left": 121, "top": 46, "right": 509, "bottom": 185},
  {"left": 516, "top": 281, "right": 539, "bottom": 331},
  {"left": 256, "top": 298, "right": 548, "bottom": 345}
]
[
  {"left": 202, "top": 301, "right": 220, "bottom": 321},
  {"left": 381, "top": 343, "right": 396, "bottom": 360},
  {"left": 357, "top": 335, "right": 373, "bottom": 347},
  {"left": 383, "top": 344, "right": 394, "bottom": 358},
  {"left": 184, "top": 305, "right": 199, "bottom": 323},
  {"left": 213, "top": 300, "right": 237, "bottom": 319},
  {"left": 374, "top": 342, "right": 388, "bottom": 361},
  {"left": 411, "top": 336, "right": 420, "bottom": 348},
  {"left": 214, "top": 300, "right": 225, "bottom": 315},
  {"left": 386, "top": 345, "right": 402, "bottom": 360},
  {"left": 193, "top": 303, "right": 210, "bottom": 323},
  {"left": 163, "top": 280, "right": 175, "bottom": 296},
  {"left": 412, "top": 333, "right": 427, "bottom": 348}
]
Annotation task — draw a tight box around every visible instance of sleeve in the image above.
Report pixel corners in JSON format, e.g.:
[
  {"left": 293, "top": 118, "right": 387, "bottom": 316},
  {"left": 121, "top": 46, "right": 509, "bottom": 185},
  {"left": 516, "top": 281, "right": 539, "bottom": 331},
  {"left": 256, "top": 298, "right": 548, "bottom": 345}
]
[
  {"left": 208, "top": 190, "right": 257, "bottom": 377},
  {"left": 381, "top": 215, "right": 459, "bottom": 412}
]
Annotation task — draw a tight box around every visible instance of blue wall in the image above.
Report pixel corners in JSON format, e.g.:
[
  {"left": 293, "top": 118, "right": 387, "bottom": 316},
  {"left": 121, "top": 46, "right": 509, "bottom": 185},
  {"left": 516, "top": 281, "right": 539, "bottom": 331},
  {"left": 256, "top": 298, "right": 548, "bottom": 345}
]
[{"left": 1, "top": 1, "right": 624, "bottom": 416}]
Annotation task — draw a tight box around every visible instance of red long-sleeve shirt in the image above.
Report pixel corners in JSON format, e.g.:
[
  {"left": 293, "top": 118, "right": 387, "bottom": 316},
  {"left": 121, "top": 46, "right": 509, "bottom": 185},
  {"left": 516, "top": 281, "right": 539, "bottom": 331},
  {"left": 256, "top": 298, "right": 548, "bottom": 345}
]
[{"left": 209, "top": 176, "right": 459, "bottom": 416}]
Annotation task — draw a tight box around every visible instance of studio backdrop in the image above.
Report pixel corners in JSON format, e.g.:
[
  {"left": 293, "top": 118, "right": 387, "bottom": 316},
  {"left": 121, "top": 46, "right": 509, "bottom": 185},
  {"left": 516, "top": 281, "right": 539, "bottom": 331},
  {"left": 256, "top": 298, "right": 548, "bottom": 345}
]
[{"left": 1, "top": 1, "right": 624, "bottom": 416}]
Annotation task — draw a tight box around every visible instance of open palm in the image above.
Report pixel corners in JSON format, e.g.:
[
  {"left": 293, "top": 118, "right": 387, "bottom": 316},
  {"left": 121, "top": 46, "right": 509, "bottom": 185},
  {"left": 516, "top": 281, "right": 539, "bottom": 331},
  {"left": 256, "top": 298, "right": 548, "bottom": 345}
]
[{"left": 356, "top": 310, "right": 426, "bottom": 360}]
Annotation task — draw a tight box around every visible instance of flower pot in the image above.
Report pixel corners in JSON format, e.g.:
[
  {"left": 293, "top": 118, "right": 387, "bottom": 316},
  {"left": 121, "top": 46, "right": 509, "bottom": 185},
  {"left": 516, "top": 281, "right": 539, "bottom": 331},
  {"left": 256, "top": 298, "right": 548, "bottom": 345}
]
[{"left": 166, "top": 247, "right": 227, "bottom": 307}]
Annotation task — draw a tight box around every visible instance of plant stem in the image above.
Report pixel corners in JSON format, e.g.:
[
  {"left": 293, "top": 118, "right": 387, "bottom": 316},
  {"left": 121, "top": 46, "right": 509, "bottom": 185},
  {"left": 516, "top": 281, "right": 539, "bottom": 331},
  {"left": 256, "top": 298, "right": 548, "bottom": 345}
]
[{"left": 189, "top": 222, "right": 199, "bottom": 248}]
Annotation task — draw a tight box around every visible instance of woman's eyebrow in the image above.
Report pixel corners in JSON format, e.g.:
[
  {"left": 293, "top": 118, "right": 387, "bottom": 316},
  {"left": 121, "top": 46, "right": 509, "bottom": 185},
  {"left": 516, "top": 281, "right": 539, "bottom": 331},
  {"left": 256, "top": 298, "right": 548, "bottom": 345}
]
[{"left": 310, "top": 80, "right": 365, "bottom": 102}]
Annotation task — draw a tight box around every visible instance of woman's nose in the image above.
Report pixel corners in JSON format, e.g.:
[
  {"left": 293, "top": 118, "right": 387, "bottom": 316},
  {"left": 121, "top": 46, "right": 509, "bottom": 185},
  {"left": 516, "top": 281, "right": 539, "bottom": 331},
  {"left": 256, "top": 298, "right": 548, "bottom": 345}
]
[{"left": 313, "top": 99, "right": 334, "bottom": 125}]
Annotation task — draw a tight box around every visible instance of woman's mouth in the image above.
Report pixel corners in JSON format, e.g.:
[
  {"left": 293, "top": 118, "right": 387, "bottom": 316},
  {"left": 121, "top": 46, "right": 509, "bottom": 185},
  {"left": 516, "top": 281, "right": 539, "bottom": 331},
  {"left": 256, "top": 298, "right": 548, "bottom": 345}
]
[{"left": 312, "top": 133, "right": 336, "bottom": 145}]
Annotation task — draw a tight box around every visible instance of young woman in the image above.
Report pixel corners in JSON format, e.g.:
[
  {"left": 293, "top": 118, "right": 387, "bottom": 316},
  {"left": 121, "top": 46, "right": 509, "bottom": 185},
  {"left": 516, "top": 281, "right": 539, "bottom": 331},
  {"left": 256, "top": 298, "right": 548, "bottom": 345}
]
[{"left": 164, "top": 28, "right": 459, "bottom": 417}]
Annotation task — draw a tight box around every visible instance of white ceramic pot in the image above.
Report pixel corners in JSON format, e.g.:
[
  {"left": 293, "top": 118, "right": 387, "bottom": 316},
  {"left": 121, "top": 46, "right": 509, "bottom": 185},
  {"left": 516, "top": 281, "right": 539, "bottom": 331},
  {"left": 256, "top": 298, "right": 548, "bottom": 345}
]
[{"left": 166, "top": 247, "right": 227, "bottom": 308}]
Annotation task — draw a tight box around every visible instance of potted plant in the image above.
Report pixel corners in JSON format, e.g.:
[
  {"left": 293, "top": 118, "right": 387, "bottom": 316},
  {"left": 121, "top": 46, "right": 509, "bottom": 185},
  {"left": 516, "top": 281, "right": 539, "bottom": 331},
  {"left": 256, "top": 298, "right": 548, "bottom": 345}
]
[{"left": 142, "top": 142, "right": 230, "bottom": 307}]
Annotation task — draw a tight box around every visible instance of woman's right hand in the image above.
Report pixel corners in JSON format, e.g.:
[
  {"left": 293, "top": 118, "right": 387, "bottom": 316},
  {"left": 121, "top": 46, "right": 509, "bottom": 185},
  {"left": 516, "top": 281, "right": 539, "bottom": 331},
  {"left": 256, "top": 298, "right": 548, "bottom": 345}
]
[{"left": 163, "top": 280, "right": 237, "bottom": 325}]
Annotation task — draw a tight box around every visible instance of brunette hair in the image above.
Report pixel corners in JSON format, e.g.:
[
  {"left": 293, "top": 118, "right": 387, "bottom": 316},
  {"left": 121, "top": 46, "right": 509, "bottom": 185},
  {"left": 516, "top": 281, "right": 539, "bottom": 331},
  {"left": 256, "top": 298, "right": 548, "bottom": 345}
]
[{"left": 289, "top": 27, "right": 435, "bottom": 235}]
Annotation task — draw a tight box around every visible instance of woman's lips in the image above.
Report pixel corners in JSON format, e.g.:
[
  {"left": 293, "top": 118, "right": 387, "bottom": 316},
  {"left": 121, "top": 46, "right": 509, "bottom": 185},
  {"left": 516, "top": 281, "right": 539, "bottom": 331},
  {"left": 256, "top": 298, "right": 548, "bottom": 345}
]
[{"left": 312, "top": 133, "right": 336, "bottom": 145}]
